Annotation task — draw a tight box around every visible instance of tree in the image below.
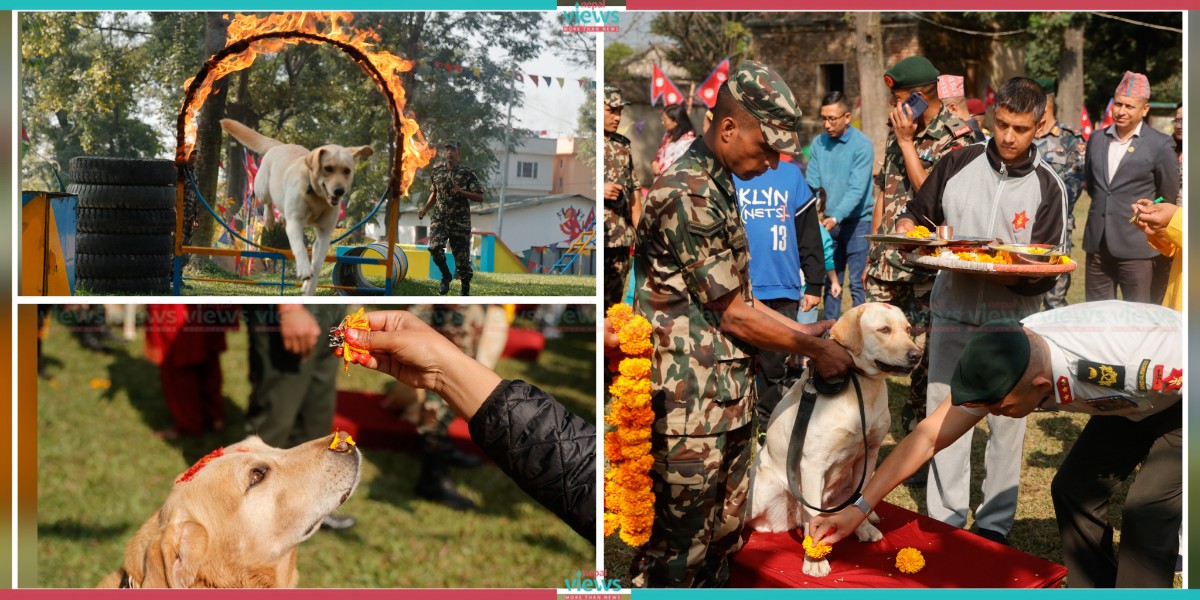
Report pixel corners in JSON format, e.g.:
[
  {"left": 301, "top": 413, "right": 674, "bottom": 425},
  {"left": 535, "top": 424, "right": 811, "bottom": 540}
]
[
  {"left": 853, "top": 13, "right": 889, "bottom": 160},
  {"left": 649, "top": 13, "right": 752, "bottom": 82}
]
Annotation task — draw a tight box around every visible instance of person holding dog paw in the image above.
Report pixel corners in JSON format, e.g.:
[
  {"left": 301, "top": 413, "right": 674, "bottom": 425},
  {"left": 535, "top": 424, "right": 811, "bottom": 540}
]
[
  {"left": 631, "top": 60, "right": 854, "bottom": 588},
  {"left": 419, "top": 140, "right": 485, "bottom": 296},
  {"left": 811, "top": 301, "right": 1181, "bottom": 587}
]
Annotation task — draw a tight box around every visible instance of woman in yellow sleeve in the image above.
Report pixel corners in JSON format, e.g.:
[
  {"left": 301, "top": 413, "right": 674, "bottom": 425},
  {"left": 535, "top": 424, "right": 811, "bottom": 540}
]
[{"left": 1133, "top": 199, "right": 1183, "bottom": 311}]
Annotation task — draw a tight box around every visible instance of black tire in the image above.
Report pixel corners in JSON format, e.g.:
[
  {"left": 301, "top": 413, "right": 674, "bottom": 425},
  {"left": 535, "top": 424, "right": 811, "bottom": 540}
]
[
  {"left": 70, "top": 156, "right": 177, "bottom": 187},
  {"left": 69, "top": 183, "right": 175, "bottom": 211},
  {"left": 76, "top": 232, "right": 174, "bottom": 256},
  {"left": 77, "top": 208, "right": 177, "bottom": 235},
  {"left": 76, "top": 276, "right": 170, "bottom": 295},
  {"left": 76, "top": 253, "right": 173, "bottom": 278}
]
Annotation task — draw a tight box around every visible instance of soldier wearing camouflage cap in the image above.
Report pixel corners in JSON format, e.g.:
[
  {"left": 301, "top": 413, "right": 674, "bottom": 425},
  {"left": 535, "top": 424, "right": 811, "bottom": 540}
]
[
  {"left": 628, "top": 60, "right": 852, "bottom": 588},
  {"left": 1033, "top": 77, "right": 1087, "bottom": 310},
  {"left": 603, "top": 84, "right": 641, "bottom": 308},
  {"left": 419, "top": 139, "right": 485, "bottom": 296},
  {"left": 866, "top": 55, "right": 975, "bottom": 446}
]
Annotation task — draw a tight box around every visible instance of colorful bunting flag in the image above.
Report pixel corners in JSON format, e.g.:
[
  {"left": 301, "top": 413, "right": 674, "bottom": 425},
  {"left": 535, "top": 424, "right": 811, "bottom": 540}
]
[
  {"left": 1098, "top": 98, "right": 1115, "bottom": 131},
  {"left": 650, "top": 63, "right": 684, "bottom": 107},
  {"left": 985, "top": 84, "right": 997, "bottom": 108},
  {"left": 1080, "top": 106, "right": 1093, "bottom": 141}
]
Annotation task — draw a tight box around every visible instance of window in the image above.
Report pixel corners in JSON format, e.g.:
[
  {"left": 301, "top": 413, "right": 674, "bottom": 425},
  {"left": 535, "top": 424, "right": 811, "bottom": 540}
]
[
  {"left": 820, "top": 64, "right": 846, "bottom": 98},
  {"left": 416, "top": 225, "right": 427, "bottom": 242},
  {"left": 517, "top": 161, "right": 538, "bottom": 179}
]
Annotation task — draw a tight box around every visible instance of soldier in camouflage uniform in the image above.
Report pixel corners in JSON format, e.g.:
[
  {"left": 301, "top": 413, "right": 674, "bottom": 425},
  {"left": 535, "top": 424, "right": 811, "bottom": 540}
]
[
  {"left": 419, "top": 140, "right": 485, "bottom": 296},
  {"left": 604, "top": 85, "right": 642, "bottom": 308},
  {"left": 865, "top": 56, "right": 974, "bottom": 436},
  {"left": 1033, "top": 78, "right": 1087, "bottom": 310},
  {"left": 407, "top": 304, "right": 496, "bottom": 510},
  {"left": 630, "top": 61, "right": 853, "bottom": 588}
]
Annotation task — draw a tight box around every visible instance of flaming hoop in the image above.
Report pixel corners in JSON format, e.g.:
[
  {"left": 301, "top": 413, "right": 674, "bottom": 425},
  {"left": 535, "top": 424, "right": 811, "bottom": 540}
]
[{"left": 172, "top": 12, "right": 436, "bottom": 296}]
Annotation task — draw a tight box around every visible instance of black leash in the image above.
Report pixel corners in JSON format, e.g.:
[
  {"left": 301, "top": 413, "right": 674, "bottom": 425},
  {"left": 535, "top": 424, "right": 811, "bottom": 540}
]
[{"left": 784, "top": 369, "right": 870, "bottom": 513}]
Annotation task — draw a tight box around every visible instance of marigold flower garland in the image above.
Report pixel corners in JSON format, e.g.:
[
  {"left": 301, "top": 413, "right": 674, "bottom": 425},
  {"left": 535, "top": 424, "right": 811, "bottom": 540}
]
[{"left": 604, "top": 304, "right": 655, "bottom": 547}]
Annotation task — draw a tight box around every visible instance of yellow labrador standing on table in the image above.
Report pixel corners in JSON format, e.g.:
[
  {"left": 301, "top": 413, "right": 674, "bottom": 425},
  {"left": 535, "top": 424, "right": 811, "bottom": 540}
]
[
  {"left": 97, "top": 432, "right": 361, "bottom": 588},
  {"left": 220, "top": 119, "right": 373, "bottom": 295},
  {"left": 747, "top": 303, "right": 921, "bottom": 577}
]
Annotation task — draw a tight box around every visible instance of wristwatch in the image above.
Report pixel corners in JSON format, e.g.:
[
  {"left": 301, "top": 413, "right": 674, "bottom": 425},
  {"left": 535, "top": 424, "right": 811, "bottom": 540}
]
[{"left": 851, "top": 493, "right": 872, "bottom": 516}]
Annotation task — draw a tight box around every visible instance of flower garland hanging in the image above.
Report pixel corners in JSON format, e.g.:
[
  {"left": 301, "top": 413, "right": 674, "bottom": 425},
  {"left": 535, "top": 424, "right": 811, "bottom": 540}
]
[{"left": 604, "top": 304, "right": 655, "bottom": 547}]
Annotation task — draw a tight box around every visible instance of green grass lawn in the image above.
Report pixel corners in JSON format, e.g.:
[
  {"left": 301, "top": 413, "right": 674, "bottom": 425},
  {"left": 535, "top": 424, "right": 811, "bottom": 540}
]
[
  {"left": 36, "top": 309, "right": 596, "bottom": 588},
  {"left": 605, "top": 193, "right": 1180, "bottom": 587},
  {"left": 173, "top": 258, "right": 595, "bottom": 297}
]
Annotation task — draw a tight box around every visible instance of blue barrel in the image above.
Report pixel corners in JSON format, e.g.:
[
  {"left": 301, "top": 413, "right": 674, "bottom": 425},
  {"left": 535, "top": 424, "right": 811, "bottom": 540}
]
[{"left": 332, "top": 243, "right": 407, "bottom": 295}]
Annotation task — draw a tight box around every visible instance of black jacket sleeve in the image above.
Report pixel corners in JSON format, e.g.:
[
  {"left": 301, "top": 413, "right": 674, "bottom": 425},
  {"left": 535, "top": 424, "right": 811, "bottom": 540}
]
[
  {"left": 467, "top": 379, "right": 596, "bottom": 542},
  {"left": 795, "top": 199, "right": 824, "bottom": 298}
]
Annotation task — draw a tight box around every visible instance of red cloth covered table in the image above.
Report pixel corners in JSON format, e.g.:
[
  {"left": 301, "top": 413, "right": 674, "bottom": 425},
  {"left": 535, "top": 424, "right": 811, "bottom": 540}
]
[{"left": 728, "top": 502, "right": 1066, "bottom": 588}]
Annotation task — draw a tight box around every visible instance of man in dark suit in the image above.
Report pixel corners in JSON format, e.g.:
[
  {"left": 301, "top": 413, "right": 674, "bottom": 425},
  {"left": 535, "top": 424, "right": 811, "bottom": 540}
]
[{"left": 1082, "top": 71, "right": 1180, "bottom": 303}]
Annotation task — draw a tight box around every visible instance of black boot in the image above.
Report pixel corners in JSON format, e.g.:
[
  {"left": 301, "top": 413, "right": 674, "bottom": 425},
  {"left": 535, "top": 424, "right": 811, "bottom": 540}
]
[
  {"left": 460, "top": 278, "right": 470, "bottom": 297},
  {"left": 444, "top": 443, "right": 483, "bottom": 469},
  {"left": 431, "top": 251, "right": 452, "bottom": 295},
  {"left": 416, "top": 448, "right": 478, "bottom": 511}
]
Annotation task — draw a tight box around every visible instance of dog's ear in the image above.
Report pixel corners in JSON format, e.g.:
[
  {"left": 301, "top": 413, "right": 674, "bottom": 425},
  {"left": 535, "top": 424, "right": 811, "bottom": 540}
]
[
  {"left": 349, "top": 145, "right": 374, "bottom": 160},
  {"left": 305, "top": 147, "right": 325, "bottom": 174},
  {"left": 829, "top": 304, "right": 865, "bottom": 355},
  {"left": 160, "top": 519, "right": 209, "bottom": 588}
]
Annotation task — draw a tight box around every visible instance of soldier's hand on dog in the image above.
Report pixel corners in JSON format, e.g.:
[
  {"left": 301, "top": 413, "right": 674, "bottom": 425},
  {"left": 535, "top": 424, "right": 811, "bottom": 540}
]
[
  {"left": 809, "top": 508, "right": 864, "bottom": 546},
  {"left": 800, "top": 319, "right": 855, "bottom": 381},
  {"left": 278, "top": 305, "right": 322, "bottom": 358},
  {"left": 603, "top": 182, "right": 624, "bottom": 201}
]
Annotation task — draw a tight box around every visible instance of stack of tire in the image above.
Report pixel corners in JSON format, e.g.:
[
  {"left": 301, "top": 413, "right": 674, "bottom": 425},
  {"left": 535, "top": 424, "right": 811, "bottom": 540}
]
[{"left": 68, "top": 157, "right": 177, "bottom": 294}]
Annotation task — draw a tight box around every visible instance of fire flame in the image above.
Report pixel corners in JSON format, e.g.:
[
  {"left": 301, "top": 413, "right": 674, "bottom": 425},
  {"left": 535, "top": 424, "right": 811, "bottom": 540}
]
[{"left": 179, "top": 12, "right": 435, "bottom": 194}]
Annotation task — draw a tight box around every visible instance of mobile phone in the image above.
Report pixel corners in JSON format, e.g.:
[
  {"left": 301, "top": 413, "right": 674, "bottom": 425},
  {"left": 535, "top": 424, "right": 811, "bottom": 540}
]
[{"left": 903, "top": 92, "right": 929, "bottom": 119}]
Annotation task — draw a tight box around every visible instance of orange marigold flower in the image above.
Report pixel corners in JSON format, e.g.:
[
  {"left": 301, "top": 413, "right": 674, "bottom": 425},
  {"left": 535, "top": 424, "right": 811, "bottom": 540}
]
[
  {"left": 896, "top": 547, "right": 925, "bottom": 574},
  {"left": 619, "top": 357, "right": 652, "bottom": 380},
  {"left": 333, "top": 307, "right": 373, "bottom": 373},
  {"left": 604, "top": 513, "right": 620, "bottom": 537},
  {"left": 803, "top": 535, "right": 833, "bottom": 559}
]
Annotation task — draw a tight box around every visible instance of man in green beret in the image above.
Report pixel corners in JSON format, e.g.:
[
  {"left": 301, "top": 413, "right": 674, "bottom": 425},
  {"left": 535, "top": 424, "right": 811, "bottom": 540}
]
[
  {"left": 630, "top": 60, "right": 854, "bottom": 587},
  {"left": 810, "top": 300, "right": 1181, "bottom": 587},
  {"left": 1033, "top": 77, "right": 1086, "bottom": 310},
  {"left": 603, "top": 84, "right": 641, "bottom": 308},
  {"left": 866, "top": 55, "right": 975, "bottom": 457}
]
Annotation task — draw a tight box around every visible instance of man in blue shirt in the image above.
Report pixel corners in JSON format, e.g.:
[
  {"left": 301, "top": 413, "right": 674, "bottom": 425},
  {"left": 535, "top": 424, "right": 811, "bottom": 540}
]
[
  {"left": 735, "top": 160, "right": 825, "bottom": 429},
  {"left": 806, "top": 91, "right": 875, "bottom": 321}
]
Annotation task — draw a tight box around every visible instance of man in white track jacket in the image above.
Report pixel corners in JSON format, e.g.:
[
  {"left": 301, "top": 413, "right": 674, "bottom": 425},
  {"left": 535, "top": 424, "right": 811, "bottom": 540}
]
[{"left": 893, "top": 76, "right": 1068, "bottom": 546}]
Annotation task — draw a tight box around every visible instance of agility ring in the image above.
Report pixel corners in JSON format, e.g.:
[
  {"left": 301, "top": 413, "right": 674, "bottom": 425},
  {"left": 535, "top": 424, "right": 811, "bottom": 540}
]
[{"left": 172, "top": 25, "right": 414, "bottom": 295}]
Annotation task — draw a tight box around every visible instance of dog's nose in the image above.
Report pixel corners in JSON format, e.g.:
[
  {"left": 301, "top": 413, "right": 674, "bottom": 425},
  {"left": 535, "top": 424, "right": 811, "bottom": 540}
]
[
  {"left": 332, "top": 186, "right": 345, "bottom": 198},
  {"left": 328, "top": 431, "right": 356, "bottom": 454},
  {"left": 907, "top": 349, "right": 923, "bottom": 364}
]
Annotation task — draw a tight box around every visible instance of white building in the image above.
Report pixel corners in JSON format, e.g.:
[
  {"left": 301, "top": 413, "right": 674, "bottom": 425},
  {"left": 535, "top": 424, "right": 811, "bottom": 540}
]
[{"left": 488, "top": 137, "right": 557, "bottom": 199}]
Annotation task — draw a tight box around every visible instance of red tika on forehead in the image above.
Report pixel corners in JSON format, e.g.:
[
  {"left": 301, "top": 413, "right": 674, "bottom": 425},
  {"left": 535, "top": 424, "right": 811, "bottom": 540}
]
[{"left": 176, "top": 447, "right": 225, "bottom": 484}]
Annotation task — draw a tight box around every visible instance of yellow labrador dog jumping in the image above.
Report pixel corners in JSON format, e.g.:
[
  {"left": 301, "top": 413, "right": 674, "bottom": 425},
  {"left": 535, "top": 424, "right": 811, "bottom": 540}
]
[
  {"left": 220, "top": 119, "right": 373, "bottom": 295},
  {"left": 97, "top": 432, "right": 361, "bottom": 588},
  {"left": 747, "top": 303, "right": 921, "bottom": 577}
]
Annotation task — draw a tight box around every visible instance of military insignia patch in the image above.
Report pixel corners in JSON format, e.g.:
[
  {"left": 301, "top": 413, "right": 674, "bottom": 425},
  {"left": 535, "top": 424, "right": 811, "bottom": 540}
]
[
  {"left": 1056, "top": 376, "right": 1072, "bottom": 405},
  {"left": 1078, "top": 360, "right": 1124, "bottom": 388},
  {"left": 1012, "top": 210, "right": 1029, "bottom": 231},
  {"left": 1137, "top": 359, "right": 1151, "bottom": 391},
  {"left": 1158, "top": 367, "right": 1182, "bottom": 392},
  {"left": 1152, "top": 364, "right": 1164, "bottom": 391},
  {"left": 954, "top": 125, "right": 972, "bottom": 137},
  {"left": 884, "top": 75, "right": 895, "bottom": 88}
]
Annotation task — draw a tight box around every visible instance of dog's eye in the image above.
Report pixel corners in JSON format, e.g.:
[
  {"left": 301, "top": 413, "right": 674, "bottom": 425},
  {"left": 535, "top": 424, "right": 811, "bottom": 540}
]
[
  {"left": 249, "top": 467, "right": 268, "bottom": 487},
  {"left": 878, "top": 326, "right": 892, "bottom": 335},
  {"left": 324, "top": 165, "right": 334, "bottom": 173}
]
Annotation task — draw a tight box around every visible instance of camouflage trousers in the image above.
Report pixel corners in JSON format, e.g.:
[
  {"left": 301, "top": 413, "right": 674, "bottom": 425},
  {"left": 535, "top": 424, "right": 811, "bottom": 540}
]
[
  {"left": 605, "top": 246, "right": 632, "bottom": 308},
  {"left": 1042, "top": 212, "right": 1075, "bottom": 310},
  {"left": 430, "top": 228, "right": 472, "bottom": 282},
  {"left": 630, "top": 424, "right": 754, "bottom": 588},
  {"left": 865, "top": 276, "right": 932, "bottom": 433},
  {"left": 416, "top": 392, "right": 456, "bottom": 444}
]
